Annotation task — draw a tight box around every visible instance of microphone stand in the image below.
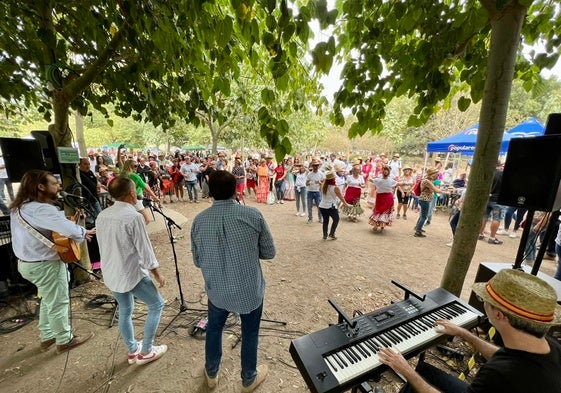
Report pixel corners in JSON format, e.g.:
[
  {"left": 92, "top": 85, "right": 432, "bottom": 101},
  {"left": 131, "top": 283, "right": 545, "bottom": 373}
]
[{"left": 148, "top": 201, "right": 206, "bottom": 336}]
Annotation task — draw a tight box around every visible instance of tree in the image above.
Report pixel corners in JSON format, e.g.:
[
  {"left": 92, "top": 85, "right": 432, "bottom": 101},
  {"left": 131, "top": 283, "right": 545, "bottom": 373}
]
[
  {"left": 0, "top": 0, "right": 328, "bottom": 173},
  {"left": 322, "top": 0, "right": 561, "bottom": 295}
]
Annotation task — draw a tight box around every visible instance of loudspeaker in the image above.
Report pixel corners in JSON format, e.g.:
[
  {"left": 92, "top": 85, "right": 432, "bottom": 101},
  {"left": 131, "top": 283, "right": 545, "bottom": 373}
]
[
  {"left": 498, "top": 135, "right": 561, "bottom": 211},
  {"left": 545, "top": 113, "right": 561, "bottom": 136},
  {"left": 31, "top": 130, "right": 61, "bottom": 174},
  {"left": 0, "top": 138, "right": 46, "bottom": 182}
]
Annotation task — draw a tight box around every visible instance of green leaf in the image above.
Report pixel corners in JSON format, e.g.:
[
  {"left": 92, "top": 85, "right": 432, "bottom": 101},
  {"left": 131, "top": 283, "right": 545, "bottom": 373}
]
[
  {"left": 457, "top": 96, "right": 471, "bottom": 112},
  {"left": 107, "top": 118, "right": 114, "bottom": 127}
]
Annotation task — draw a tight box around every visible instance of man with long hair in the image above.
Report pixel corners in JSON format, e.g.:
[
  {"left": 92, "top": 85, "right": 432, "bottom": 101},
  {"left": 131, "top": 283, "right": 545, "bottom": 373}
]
[{"left": 9, "top": 170, "right": 95, "bottom": 353}]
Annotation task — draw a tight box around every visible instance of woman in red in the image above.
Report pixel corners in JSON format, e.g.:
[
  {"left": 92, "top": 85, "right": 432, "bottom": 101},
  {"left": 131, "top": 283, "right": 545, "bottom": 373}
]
[
  {"left": 361, "top": 158, "right": 373, "bottom": 184},
  {"left": 273, "top": 160, "right": 287, "bottom": 204},
  {"left": 169, "top": 158, "right": 184, "bottom": 202},
  {"left": 369, "top": 165, "right": 397, "bottom": 232}
]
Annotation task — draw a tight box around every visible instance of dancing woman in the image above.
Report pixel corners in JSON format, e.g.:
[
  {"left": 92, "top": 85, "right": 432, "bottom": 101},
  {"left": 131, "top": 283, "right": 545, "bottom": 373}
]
[{"left": 369, "top": 165, "right": 397, "bottom": 232}]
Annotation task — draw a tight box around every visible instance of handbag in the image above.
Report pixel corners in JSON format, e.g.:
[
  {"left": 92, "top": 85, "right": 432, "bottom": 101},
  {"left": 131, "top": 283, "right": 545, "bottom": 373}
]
[
  {"left": 16, "top": 209, "right": 81, "bottom": 263},
  {"left": 267, "top": 191, "right": 276, "bottom": 205}
]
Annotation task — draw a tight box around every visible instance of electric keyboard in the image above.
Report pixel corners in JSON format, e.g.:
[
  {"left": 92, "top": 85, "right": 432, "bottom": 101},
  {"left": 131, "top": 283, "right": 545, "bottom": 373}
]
[{"left": 289, "top": 288, "right": 483, "bottom": 393}]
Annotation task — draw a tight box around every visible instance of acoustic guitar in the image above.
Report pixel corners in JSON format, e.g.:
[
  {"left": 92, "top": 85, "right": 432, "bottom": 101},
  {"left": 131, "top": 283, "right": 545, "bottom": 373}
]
[
  {"left": 52, "top": 232, "right": 81, "bottom": 263},
  {"left": 52, "top": 208, "right": 84, "bottom": 263}
]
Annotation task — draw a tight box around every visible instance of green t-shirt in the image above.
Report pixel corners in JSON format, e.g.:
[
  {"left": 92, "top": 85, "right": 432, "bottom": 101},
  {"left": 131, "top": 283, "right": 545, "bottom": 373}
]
[{"left": 128, "top": 173, "right": 146, "bottom": 196}]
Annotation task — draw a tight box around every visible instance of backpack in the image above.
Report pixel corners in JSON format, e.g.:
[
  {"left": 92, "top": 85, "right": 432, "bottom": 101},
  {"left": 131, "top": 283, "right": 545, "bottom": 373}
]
[{"left": 413, "top": 179, "right": 422, "bottom": 196}]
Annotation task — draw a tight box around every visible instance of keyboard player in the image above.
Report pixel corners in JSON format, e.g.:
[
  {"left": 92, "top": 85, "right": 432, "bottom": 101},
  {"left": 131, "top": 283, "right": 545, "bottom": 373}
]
[{"left": 378, "top": 270, "right": 561, "bottom": 393}]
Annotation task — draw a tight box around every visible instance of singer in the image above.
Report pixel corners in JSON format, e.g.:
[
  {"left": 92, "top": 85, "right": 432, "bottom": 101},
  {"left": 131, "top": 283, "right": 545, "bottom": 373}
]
[
  {"left": 96, "top": 176, "right": 167, "bottom": 365},
  {"left": 9, "top": 170, "right": 95, "bottom": 353},
  {"left": 191, "top": 171, "right": 276, "bottom": 392}
]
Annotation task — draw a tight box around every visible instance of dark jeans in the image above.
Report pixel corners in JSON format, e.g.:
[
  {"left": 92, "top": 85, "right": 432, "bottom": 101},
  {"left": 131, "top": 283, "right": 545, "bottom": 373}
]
[
  {"left": 415, "top": 200, "right": 431, "bottom": 232},
  {"left": 319, "top": 207, "right": 340, "bottom": 237},
  {"left": 504, "top": 206, "right": 526, "bottom": 231},
  {"left": 450, "top": 210, "right": 461, "bottom": 235},
  {"left": 399, "top": 362, "right": 468, "bottom": 393},
  {"left": 205, "top": 300, "right": 263, "bottom": 387}
]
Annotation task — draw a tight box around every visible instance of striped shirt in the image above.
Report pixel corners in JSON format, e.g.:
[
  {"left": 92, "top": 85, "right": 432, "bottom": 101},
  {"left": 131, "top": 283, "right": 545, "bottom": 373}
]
[{"left": 191, "top": 199, "right": 276, "bottom": 313}]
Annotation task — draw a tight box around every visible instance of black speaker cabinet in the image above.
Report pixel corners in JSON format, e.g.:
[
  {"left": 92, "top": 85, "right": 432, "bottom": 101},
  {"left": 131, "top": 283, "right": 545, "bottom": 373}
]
[
  {"left": 31, "top": 130, "right": 61, "bottom": 174},
  {"left": 0, "top": 138, "right": 46, "bottom": 182},
  {"left": 545, "top": 113, "right": 561, "bottom": 135},
  {"left": 498, "top": 135, "right": 561, "bottom": 211}
]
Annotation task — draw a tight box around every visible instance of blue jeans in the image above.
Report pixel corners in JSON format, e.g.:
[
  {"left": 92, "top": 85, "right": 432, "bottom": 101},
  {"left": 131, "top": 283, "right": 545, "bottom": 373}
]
[
  {"left": 415, "top": 200, "right": 431, "bottom": 232},
  {"left": 295, "top": 186, "right": 307, "bottom": 212},
  {"left": 185, "top": 180, "right": 198, "bottom": 201},
  {"left": 206, "top": 300, "right": 263, "bottom": 387},
  {"left": 0, "top": 177, "right": 14, "bottom": 200},
  {"left": 399, "top": 362, "right": 468, "bottom": 393},
  {"left": 307, "top": 191, "right": 322, "bottom": 221},
  {"left": 112, "top": 276, "right": 165, "bottom": 354},
  {"left": 319, "top": 207, "right": 340, "bottom": 237},
  {"left": 427, "top": 196, "right": 437, "bottom": 222}
]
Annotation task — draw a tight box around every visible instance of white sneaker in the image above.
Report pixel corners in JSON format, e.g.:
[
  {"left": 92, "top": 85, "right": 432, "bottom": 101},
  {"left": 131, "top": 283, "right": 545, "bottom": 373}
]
[
  {"left": 496, "top": 229, "right": 509, "bottom": 236},
  {"left": 509, "top": 232, "right": 518, "bottom": 238},
  {"left": 446, "top": 242, "right": 453, "bottom": 247},
  {"left": 295, "top": 212, "right": 300, "bottom": 216},
  {"left": 136, "top": 344, "right": 167, "bottom": 365}
]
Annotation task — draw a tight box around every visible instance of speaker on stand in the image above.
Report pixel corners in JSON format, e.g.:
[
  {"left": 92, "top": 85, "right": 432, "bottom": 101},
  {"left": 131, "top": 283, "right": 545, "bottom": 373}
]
[{"left": 498, "top": 134, "right": 561, "bottom": 271}]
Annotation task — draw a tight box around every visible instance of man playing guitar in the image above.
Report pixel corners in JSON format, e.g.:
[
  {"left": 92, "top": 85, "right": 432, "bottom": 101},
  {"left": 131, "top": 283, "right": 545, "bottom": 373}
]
[{"left": 9, "top": 170, "right": 96, "bottom": 354}]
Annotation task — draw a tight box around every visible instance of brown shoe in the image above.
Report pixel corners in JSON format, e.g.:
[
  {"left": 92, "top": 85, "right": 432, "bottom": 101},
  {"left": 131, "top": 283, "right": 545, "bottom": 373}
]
[
  {"left": 241, "top": 365, "right": 268, "bottom": 393},
  {"left": 56, "top": 332, "right": 94, "bottom": 354},
  {"left": 40, "top": 338, "right": 56, "bottom": 352}
]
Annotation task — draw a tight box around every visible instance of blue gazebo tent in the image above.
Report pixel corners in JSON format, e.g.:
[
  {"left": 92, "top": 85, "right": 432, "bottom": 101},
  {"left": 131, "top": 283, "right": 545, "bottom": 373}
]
[{"left": 504, "top": 117, "right": 545, "bottom": 138}]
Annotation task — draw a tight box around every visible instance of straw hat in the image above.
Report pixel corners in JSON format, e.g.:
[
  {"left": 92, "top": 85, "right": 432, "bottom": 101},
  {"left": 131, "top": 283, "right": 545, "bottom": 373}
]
[
  {"left": 393, "top": 153, "right": 400, "bottom": 158},
  {"left": 472, "top": 269, "right": 561, "bottom": 327},
  {"left": 352, "top": 158, "right": 361, "bottom": 166},
  {"left": 311, "top": 158, "right": 321, "bottom": 166},
  {"left": 334, "top": 164, "right": 344, "bottom": 172},
  {"left": 402, "top": 167, "right": 413, "bottom": 172},
  {"left": 426, "top": 168, "right": 439, "bottom": 177},
  {"left": 325, "top": 171, "right": 336, "bottom": 180}
]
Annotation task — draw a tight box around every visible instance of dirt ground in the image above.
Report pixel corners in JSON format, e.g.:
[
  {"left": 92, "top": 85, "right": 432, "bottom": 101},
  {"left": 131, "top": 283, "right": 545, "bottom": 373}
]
[{"left": 1, "top": 196, "right": 559, "bottom": 393}]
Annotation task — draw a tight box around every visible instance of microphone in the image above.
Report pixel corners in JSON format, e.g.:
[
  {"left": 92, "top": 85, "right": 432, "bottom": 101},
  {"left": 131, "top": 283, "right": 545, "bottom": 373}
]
[{"left": 60, "top": 191, "right": 85, "bottom": 201}]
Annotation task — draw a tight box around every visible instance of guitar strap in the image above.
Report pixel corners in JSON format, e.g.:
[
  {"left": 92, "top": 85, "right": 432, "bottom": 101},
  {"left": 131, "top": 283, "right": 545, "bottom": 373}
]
[{"left": 16, "top": 209, "right": 57, "bottom": 250}]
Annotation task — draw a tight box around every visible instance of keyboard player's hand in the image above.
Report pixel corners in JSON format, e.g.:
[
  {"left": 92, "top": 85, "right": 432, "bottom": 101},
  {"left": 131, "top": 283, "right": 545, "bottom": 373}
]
[
  {"left": 434, "top": 318, "right": 465, "bottom": 337},
  {"left": 378, "top": 347, "right": 413, "bottom": 376}
]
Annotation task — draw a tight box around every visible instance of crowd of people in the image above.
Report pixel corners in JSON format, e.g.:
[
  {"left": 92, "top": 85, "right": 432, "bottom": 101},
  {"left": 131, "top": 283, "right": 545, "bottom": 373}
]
[{"left": 4, "top": 144, "right": 561, "bottom": 392}]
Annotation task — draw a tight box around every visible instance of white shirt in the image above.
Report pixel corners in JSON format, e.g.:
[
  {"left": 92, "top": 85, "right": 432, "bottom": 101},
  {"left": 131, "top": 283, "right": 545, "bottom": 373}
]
[
  {"left": 10, "top": 202, "right": 86, "bottom": 262},
  {"left": 319, "top": 185, "right": 340, "bottom": 209},
  {"left": 295, "top": 172, "right": 307, "bottom": 188},
  {"left": 180, "top": 162, "right": 199, "bottom": 182},
  {"left": 96, "top": 201, "right": 159, "bottom": 293},
  {"left": 389, "top": 159, "right": 401, "bottom": 179},
  {"left": 306, "top": 171, "right": 325, "bottom": 192},
  {"left": 373, "top": 177, "right": 398, "bottom": 193}
]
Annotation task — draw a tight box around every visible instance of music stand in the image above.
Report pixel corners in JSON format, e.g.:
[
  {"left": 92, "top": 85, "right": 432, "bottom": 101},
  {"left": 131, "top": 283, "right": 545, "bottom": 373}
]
[{"left": 149, "top": 202, "right": 206, "bottom": 336}]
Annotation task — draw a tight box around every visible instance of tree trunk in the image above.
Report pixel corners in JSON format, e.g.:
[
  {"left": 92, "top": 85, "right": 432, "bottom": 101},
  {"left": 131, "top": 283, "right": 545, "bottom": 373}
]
[
  {"left": 75, "top": 111, "right": 86, "bottom": 156},
  {"left": 440, "top": 4, "right": 527, "bottom": 296}
]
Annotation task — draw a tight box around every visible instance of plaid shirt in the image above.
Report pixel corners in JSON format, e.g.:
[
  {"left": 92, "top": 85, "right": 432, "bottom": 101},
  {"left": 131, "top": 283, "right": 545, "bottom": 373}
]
[{"left": 191, "top": 199, "right": 276, "bottom": 313}]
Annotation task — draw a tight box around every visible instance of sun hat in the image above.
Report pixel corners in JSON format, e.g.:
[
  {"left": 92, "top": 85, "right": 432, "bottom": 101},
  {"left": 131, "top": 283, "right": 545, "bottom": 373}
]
[
  {"left": 352, "top": 158, "right": 361, "bottom": 166},
  {"left": 426, "top": 168, "right": 439, "bottom": 177},
  {"left": 472, "top": 269, "right": 561, "bottom": 327},
  {"left": 402, "top": 167, "right": 413, "bottom": 172},
  {"left": 325, "top": 171, "right": 336, "bottom": 180},
  {"left": 311, "top": 158, "right": 320, "bottom": 166},
  {"left": 393, "top": 153, "right": 400, "bottom": 158},
  {"left": 335, "top": 164, "right": 344, "bottom": 172}
]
